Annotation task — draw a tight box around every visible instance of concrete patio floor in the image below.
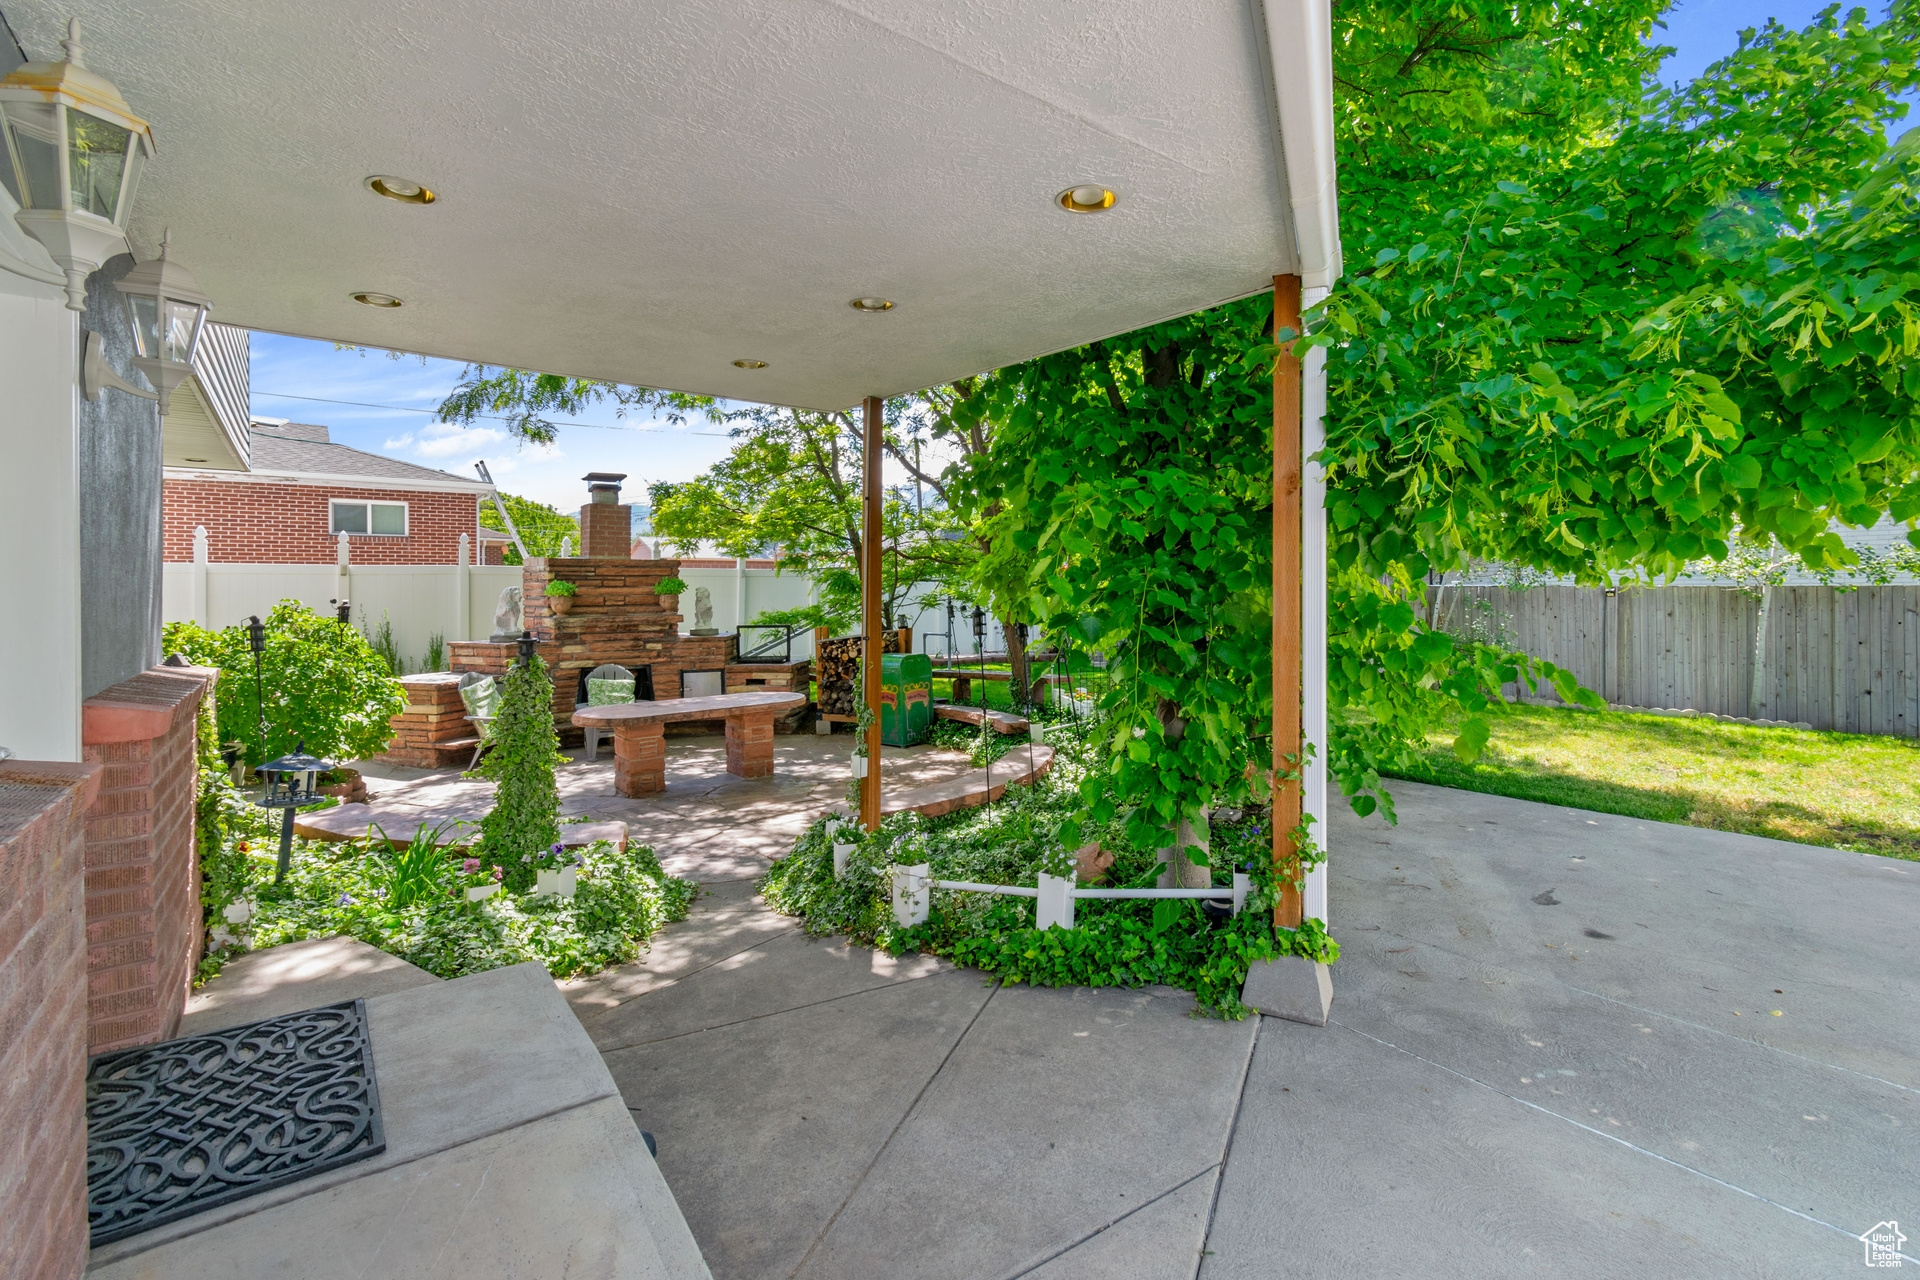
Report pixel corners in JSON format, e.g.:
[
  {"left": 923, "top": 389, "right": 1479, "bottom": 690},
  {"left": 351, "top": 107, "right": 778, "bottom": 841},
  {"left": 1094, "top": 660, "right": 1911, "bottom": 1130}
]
[{"left": 333, "top": 740, "right": 1916, "bottom": 1278}]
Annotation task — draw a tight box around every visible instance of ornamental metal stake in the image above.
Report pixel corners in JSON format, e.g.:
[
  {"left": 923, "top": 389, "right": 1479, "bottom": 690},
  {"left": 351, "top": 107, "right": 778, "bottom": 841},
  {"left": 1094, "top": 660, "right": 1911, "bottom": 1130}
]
[
  {"left": 971, "top": 606, "right": 990, "bottom": 815},
  {"left": 246, "top": 614, "right": 267, "bottom": 754}
]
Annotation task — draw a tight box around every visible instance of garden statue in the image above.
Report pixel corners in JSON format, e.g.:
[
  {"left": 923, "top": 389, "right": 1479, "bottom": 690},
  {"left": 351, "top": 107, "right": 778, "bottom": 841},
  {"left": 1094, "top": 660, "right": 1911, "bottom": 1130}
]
[
  {"left": 691, "top": 586, "right": 717, "bottom": 636},
  {"left": 490, "top": 586, "right": 524, "bottom": 641}
]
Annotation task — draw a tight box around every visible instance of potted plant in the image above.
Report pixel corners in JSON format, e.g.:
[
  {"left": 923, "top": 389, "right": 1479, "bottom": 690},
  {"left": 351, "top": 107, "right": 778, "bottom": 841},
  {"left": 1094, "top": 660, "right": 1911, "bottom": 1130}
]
[
  {"left": 547, "top": 578, "right": 579, "bottom": 616},
  {"left": 654, "top": 576, "right": 688, "bottom": 612}
]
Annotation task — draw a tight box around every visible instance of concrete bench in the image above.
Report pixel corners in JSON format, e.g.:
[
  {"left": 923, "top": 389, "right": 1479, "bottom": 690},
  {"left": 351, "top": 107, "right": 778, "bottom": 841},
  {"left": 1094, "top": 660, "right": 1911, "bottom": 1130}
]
[{"left": 574, "top": 691, "right": 806, "bottom": 796}]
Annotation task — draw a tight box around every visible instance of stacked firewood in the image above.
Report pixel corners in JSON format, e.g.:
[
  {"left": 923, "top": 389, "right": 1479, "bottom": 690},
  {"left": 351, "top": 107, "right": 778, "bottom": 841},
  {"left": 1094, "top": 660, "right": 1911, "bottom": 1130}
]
[{"left": 815, "top": 633, "right": 901, "bottom": 715}]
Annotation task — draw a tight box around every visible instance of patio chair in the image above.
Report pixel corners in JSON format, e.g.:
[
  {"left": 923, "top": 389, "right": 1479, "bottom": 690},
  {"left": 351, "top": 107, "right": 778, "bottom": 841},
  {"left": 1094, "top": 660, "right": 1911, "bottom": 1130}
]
[
  {"left": 457, "top": 672, "right": 501, "bottom": 770},
  {"left": 576, "top": 663, "right": 651, "bottom": 761}
]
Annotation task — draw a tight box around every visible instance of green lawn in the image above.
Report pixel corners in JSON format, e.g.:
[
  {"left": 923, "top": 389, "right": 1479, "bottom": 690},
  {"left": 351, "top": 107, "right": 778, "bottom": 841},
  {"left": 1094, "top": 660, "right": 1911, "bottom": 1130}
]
[{"left": 1388, "top": 704, "right": 1920, "bottom": 862}]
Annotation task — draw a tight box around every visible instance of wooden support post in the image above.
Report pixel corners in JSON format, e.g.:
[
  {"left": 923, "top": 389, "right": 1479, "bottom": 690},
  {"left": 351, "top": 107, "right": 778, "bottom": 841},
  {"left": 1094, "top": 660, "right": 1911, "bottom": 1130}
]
[
  {"left": 861, "top": 395, "right": 884, "bottom": 830},
  {"left": 1273, "top": 275, "right": 1304, "bottom": 929}
]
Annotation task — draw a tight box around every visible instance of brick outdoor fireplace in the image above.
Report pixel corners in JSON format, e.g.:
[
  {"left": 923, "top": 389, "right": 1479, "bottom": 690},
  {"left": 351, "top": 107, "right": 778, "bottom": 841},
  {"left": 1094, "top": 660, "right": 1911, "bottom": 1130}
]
[
  {"left": 378, "top": 477, "right": 810, "bottom": 764},
  {"left": 447, "top": 555, "right": 739, "bottom": 739}
]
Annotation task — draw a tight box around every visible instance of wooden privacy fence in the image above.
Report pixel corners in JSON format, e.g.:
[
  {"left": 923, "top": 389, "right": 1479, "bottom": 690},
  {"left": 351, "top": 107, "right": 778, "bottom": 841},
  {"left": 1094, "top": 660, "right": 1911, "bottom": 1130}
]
[{"left": 1429, "top": 584, "right": 1920, "bottom": 737}]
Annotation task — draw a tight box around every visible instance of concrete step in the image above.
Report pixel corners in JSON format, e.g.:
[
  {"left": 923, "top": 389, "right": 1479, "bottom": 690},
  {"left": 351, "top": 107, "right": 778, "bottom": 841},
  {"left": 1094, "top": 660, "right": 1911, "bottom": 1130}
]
[
  {"left": 883, "top": 743, "right": 1055, "bottom": 818},
  {"left": 91, "top": 958, "right": 711, "bottom": 1279}
]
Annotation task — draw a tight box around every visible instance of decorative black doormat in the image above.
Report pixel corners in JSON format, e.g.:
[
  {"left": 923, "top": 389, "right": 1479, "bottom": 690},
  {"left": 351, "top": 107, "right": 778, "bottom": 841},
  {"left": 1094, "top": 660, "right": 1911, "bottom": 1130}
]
[{"left": 85, "top": 999, "right": 385, "bottom": 1246}]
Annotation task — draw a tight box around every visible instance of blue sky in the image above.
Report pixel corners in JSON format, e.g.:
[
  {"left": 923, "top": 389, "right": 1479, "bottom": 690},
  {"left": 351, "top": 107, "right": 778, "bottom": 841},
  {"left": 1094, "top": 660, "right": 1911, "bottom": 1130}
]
[
  {"left": 246, "top": 342, "right": 742, "bottom": 513},
  {"left": 248, "top": 0, "right": 1898, "bottom": 513},
  {"left": 1654, "top": 0, "right": 1835, "bottom": 84}
]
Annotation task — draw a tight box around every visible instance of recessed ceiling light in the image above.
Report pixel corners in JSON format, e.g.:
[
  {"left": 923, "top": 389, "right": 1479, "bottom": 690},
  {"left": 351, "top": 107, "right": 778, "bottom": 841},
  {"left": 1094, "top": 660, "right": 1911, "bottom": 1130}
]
[
  {"left": 351, "top": 291, "right": 403, "bottom": 308},
  {"left": 184, "top": 457, "right": 208, "bottom": 463},
  {"left": 733, "top": 359, "right": 768, "bottom": 369},
  {"left": 850, "top": 297, "right": 894, "bottom": 312},
  {"left": 366, "top": 175, "right": 435, "bottom": 204},
  {"left": 1058, "top": 184, "right": 1117, "bottom": 213}
]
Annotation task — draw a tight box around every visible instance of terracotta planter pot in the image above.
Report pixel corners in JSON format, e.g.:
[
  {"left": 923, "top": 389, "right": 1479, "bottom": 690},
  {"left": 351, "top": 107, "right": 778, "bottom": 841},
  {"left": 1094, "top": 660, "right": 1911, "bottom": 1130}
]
[
  {"left": 656, "top": 593, "right": 678, "bottom": 612},
  {"left": 550, "top": 596, "right": 575, "bottom": 615}
]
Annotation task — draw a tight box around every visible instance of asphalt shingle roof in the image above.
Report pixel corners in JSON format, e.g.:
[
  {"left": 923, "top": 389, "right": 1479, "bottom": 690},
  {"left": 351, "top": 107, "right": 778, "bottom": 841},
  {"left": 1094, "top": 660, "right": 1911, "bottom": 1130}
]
[{"left": 246, "top": 422, "right": 481, "bottom": 487}]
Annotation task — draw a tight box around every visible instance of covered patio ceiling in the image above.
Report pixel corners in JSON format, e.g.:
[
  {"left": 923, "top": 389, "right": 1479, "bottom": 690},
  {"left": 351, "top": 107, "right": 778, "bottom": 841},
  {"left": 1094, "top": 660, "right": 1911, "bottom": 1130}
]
[{"left": 3, "top": 0, "right": 1337, "bottom": 410}]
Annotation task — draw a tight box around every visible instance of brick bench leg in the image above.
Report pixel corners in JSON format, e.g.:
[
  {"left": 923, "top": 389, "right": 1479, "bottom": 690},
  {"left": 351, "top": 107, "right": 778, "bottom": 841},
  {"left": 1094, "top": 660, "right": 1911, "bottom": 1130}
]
[
  {"left": 613, "top": 723, "right": 667, "bottom": 796},
  {"left": 725, "top": 714, "right": 776, "bottom": 779}
]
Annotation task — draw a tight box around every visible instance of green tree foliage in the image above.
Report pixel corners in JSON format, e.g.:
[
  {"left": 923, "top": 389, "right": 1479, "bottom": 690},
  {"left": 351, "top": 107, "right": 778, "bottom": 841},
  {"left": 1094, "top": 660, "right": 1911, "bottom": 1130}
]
[
  {"left": 479, "top": 491, "right": 581, "bottom": 563},
  {"left": 163, "top": 601, "right": 406, "bottom": 767},
  {"left": 956, "top": 2, "right": 1920, "bottom": 835},
  {"left": 648, "top": 403, "right": 972, "bottom": 629},
  {"left": 437, "top": 367, "right": 720, "bottom": 445},
  {"left": 1304, "top": 1, "right": 1920, "bottom": 807},
  {"left": 472, "top": 657, "right": 563, "bottom": 889}
]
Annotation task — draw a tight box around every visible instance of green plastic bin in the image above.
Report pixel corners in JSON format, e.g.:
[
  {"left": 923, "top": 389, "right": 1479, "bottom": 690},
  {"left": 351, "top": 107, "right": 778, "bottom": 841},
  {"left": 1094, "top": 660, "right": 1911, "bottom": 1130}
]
[{"left": 880, "top": 652, "right": 933, "bottom": 747}]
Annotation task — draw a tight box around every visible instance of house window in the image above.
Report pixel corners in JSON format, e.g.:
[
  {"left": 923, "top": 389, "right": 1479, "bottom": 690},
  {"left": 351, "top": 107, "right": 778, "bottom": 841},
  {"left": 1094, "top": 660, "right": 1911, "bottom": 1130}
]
[{"left": 329, "top": 500, "right": 408, "bottom": 536}]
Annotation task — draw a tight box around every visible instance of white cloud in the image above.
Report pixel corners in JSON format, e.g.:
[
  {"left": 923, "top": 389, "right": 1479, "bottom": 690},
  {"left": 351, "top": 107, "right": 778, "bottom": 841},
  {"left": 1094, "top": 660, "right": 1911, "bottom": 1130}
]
[
  {"left": 413, "top": 422, "right": 506, "bottom": 458},
  {"left": 382, "top": 432, "right": 414, "bottom": 450}
]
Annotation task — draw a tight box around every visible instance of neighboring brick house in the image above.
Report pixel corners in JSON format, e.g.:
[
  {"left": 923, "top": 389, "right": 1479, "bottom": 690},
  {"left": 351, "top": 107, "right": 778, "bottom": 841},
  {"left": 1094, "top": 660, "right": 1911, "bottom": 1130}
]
[{"left": 163, "top": 420, "right": 494, "bottom": 564}]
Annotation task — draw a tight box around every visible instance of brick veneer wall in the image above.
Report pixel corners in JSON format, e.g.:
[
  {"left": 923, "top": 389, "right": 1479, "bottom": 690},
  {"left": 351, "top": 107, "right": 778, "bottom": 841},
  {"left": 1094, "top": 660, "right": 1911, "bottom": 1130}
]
[
  {"left": 0, "top": 760, "right": 101, "bottom": 1280},
  {"left": 162, "top": 478, "right": 482, "bottom": 565},
  {"left": 81, "top": 666, "right": 215, "bottom": 1052},
  {"left": 578, "top": 502, "right": 631, "bottom": 559}
]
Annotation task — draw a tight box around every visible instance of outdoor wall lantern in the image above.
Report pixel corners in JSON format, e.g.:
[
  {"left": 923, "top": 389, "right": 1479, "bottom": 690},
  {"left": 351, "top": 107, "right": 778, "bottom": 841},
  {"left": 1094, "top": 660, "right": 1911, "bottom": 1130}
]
[
  {"left": 516, "top": 628, "right": 538, "bottom": 667},
  {"left": 255, "top": 743, "right": 331, "bottom": 886},
  {"left": 0, "top": 19, "right": 155, "bottom": 311},
  {"left": 107, "top": 229, "right": 212, "bottom": 415}
]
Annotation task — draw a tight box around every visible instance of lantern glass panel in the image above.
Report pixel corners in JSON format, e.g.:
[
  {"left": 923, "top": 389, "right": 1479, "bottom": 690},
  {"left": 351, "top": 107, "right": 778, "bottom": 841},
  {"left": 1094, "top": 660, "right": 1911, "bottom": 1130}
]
[
  {"left": 160, "top": 297, "right": 203, "bottom": 363},
  {"left": 126, "top": 290, "right": 158, "bottom": 358},
  {"left": 4, "top": 100, "right": 63, "bottom": 210},
  {"left": 66, "top": 110, "right": 130, "bottom": 219}
]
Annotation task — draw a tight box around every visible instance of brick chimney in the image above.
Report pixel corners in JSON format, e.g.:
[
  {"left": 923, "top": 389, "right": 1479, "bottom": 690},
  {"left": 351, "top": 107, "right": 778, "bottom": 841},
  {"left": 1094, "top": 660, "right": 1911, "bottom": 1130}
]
[{"left": 578, "top": 472, "right": 631, "bottom": 559}]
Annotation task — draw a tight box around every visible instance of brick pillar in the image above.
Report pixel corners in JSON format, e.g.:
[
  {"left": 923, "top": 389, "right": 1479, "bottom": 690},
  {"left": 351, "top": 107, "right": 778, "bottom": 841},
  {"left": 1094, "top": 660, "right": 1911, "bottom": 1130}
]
[
  {"left": 725, "top": 713, "right": 776, "bottom": 778},
  {"left": 578, "top": 503, "right": 632, "bottom": 559},
  {"left": 0, "top": 759, "right": 102, "bottom": 1280},
  {"left": 80, "top": 666, "right": 216, "bottom": 1053},
  {"left": 612, "top": 723, "right": 667, "bottom": 796}
]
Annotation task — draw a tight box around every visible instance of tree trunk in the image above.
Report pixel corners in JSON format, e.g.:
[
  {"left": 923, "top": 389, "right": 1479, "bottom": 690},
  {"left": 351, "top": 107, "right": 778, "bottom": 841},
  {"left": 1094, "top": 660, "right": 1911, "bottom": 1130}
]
[
  {"left": 1152, "top": 698, "right": 1211, "bottom": 888},
  {"left": 1156, "top": 815, "right": 1212, "bottom": 890},
  {"left": 1002, "top": 614, "right": 1031, "bottom": 706}
]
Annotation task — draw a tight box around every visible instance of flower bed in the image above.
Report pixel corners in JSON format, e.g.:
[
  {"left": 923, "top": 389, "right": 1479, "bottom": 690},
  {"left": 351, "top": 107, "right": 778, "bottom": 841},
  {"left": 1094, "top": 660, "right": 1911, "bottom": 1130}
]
[{"left": 202, "top": 793, "right": 692, "bottom": 982}]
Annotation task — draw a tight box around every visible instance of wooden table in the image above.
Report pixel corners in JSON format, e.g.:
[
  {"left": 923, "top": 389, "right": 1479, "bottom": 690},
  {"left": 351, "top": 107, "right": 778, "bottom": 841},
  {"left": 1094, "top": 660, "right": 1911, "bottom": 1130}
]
[{"left": 573, "top": 692, "right": 806, "bottom": 796}]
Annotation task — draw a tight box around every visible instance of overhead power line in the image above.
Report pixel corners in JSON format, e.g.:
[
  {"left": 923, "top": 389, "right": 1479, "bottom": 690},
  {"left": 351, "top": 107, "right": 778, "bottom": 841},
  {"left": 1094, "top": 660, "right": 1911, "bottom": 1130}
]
[{"left": 250, "top": 389, "right": 733, "bottom": 436}]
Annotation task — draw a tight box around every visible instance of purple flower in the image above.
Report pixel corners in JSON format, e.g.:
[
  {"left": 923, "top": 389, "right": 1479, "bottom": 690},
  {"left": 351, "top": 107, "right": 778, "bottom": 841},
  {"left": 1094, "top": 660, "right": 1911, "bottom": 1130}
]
[
  {"left": 462, "top": 858, "right": 481, "bottom": 874},
  {"left": 492, "top": 865, "right": 505, "bottom": 881},
  {"left": 337, "top": 893, "right": 355, "bottom": 907},
  {"left": 551, "top": 843, "right": 564, "bottom": 856}
]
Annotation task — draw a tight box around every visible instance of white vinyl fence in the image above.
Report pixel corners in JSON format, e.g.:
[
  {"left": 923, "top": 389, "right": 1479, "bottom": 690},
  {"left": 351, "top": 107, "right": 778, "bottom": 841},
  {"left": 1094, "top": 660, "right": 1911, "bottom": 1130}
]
[
  {"left": 162, "top": 527, "right": 1014, "bottom": 674},
  {"left": 164, "top": 539, "right": 829, "bottom": 672}
]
